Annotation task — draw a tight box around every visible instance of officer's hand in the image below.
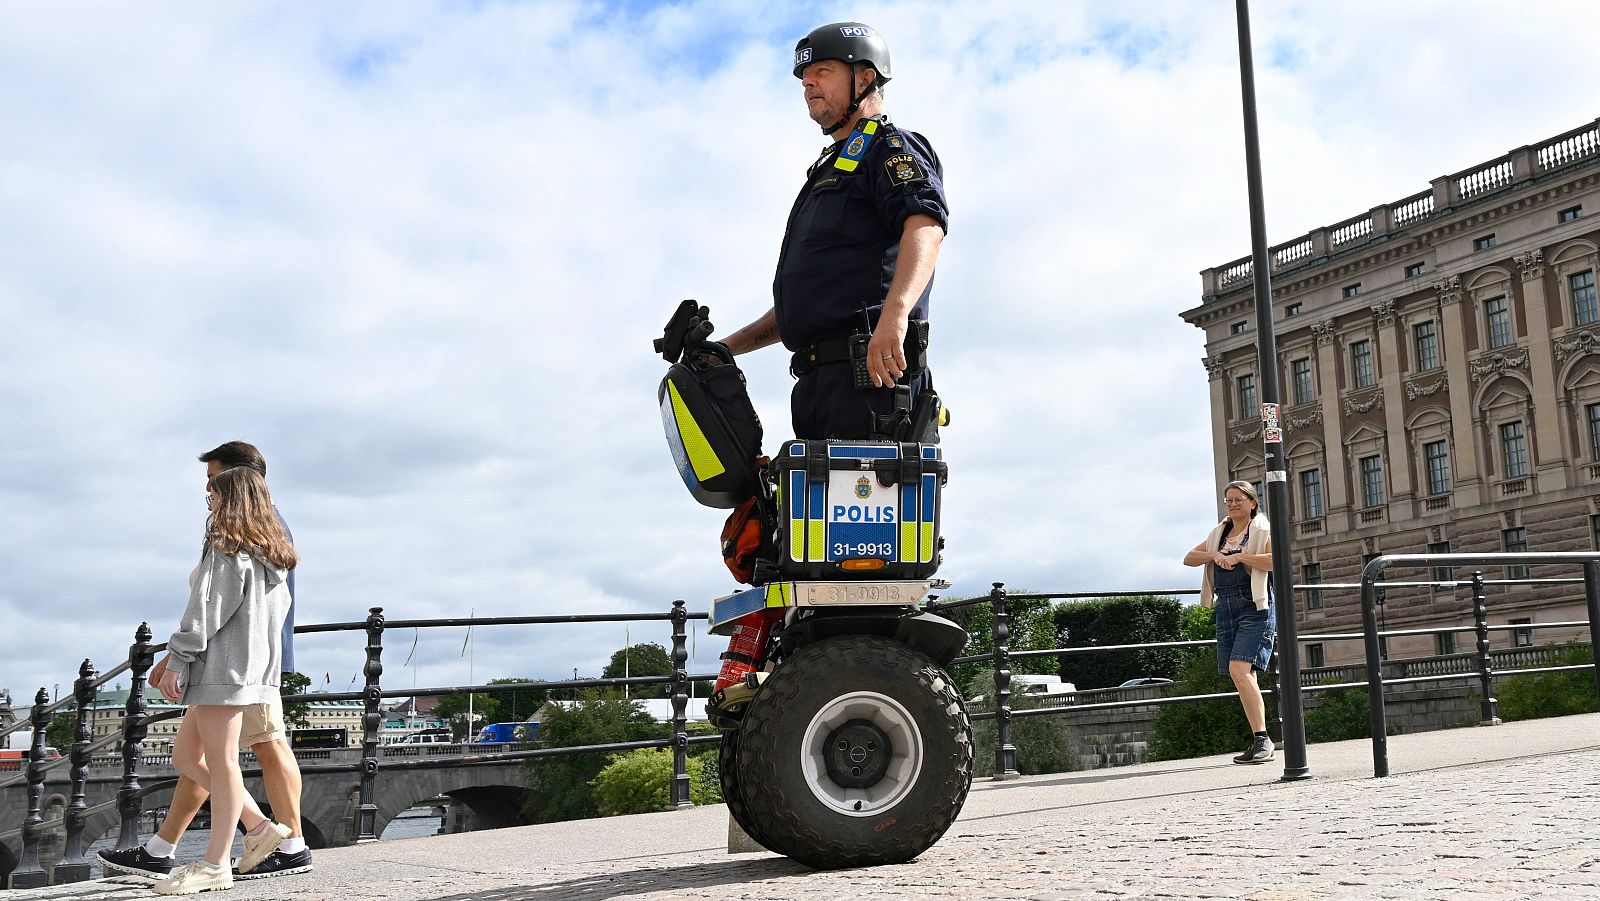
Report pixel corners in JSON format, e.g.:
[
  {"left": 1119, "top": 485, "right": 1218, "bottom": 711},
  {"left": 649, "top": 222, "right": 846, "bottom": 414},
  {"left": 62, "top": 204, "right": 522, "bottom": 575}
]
[{"left": 867, "top": 317, "right": 908, "bottom": 388}]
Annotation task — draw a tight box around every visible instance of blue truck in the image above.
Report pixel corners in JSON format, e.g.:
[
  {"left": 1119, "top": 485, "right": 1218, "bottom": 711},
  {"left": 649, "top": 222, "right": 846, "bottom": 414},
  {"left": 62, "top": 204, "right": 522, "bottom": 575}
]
[{"left": 475, "top": 722, "right": 537, "bottom": 744}]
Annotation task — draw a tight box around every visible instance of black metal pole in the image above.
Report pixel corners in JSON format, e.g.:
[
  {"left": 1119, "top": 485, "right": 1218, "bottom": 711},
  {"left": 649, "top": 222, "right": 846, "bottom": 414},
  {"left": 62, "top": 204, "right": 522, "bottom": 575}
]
[
  {"left": 990, "top": 583, "right": 1018, "bottom": 780},
  {"left": 1234, "top": 0, "right": 1311, "bottom": 783},
  {"left": 1360, "top": 561, "right": 1390, "bottom": 777},
  {"left": 55, "top": 660, "right": 98, "bottom": 884},
  {"left": 116, "top": 623, "right": 155, "bottom": 851},
  {"left": 356, "top": 606, "right": 385, "bottom": 842},
  {"left": 7, "top": 689, "right": 52, "bottom": 889},
  {"left": 1584, "top": 562, "right": 1600, "bottom": 704},
  {"left": 1470, "top": 572, "right": 1500, "bottom": 726},
  {"left": 668, "top": 599, "right": 692, "bottom": 809}
]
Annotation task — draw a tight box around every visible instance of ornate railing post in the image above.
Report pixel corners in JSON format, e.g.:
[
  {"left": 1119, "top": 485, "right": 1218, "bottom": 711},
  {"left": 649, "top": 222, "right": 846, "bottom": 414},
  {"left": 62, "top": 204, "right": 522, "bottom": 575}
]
[
  {"left": 6, "top": 689, "right": 54, "bottom": 889},
  {"left": 668, "top": 600, "right": 692, "bottom": 809},
  {"left": 1470, "top": 572, "right": 1501, "bottom": 726},
  {"left": 54, "top": 660, "right": 98, "bottom": 884},
  {"left": 355, "top": 606, "right": 385, "bottom": 842},
  {"left": 990, "top": 582, "right": 1018, "bottom": 780},
  {"left": 115, "top": 623, "right": 155, "bottom": 851}
]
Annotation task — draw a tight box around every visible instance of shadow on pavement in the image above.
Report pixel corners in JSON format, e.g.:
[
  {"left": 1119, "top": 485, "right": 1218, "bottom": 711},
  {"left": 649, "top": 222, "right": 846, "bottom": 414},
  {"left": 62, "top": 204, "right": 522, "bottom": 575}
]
[
  {"left": 426, "top": 857, "right": 810, "bottom": 901},
  {"left": 971, "top": 762, "right": 1222, "bottom": 790}
]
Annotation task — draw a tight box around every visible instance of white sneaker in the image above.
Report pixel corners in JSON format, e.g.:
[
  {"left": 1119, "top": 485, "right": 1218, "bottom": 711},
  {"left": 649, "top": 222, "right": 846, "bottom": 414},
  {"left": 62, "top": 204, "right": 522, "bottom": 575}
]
[
  {"left": 236, "top": 821, "right": 291, "bottom": 874},
  {"left": 152, "top": 861, "right": 233, "bottom": 895}
]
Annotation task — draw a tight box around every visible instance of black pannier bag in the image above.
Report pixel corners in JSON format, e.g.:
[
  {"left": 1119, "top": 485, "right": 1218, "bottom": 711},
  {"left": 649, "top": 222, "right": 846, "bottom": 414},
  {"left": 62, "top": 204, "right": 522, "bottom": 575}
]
[{"left": 656, "top": 300, "right": 765, "bottom": 509}]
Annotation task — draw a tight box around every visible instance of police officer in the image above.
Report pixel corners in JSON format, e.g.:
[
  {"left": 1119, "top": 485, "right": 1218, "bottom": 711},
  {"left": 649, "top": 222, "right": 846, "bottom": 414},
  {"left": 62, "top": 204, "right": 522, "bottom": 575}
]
[{"left": 718, "top": 21, "right": 948, "bottom": 440}]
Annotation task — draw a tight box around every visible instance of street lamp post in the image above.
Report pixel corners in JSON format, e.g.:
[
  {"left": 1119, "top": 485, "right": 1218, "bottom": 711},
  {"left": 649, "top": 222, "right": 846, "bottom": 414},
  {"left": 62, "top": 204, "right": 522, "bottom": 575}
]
[{"left": 1233, "top": 0, "right": 1311, "bottom": 781}]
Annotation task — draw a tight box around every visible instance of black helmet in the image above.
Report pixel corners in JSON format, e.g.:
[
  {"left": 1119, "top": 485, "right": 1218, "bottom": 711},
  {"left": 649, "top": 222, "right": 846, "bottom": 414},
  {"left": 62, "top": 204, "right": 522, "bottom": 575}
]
[{"left": 793, "top": 22, "right": 892, "bottom": 83}]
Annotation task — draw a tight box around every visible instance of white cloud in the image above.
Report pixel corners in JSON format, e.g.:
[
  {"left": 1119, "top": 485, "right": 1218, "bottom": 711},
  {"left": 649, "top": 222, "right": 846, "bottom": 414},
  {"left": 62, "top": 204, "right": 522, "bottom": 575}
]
[{"left": 3, "top": 0, "right": 1599, "bottom": 700}]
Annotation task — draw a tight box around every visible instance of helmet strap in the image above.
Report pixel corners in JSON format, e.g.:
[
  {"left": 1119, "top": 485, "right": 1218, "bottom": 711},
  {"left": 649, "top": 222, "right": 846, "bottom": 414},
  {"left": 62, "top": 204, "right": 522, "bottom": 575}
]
[{"left": 821, "top": 76, "right": 879, "bottom": 135}]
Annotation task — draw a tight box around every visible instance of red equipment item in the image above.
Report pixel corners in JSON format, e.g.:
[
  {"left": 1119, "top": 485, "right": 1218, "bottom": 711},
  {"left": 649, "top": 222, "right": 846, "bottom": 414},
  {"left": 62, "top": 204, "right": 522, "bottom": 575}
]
[{"left": 713, "top": 608, "right": 783, "bottom": 692}]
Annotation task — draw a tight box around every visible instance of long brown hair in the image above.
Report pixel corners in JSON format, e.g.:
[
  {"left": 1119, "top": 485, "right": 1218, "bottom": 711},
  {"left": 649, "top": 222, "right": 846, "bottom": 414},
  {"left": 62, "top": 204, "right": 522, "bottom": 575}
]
[{"left": 207, "top": 467, "right": 297, "bottom": 570}]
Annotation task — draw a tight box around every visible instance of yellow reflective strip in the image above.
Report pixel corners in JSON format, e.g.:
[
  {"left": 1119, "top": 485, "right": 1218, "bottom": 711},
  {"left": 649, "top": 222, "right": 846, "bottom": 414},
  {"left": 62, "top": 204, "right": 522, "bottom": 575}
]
[
  {"left": 900, "top": 520, "right": 917, "bottom": 562},
  {"left": 666, "top": 382, "right": 726, "bottom": 481},
  {"left": 863, "top": 121, "right": 879, "bottom": 135},
  {"left": 835, "top": 157, "right": 859, "bottom": 172},
  {"left": 808, "top": 520, "right": 826, "bottom": 562},
  {"left": 765, "top": 582, "right": 791, "bottom": 608},
  {"left": 790, "top": 521, "right": 805, "bottom": 561},
  {"left": 921, "top": 523, "right": 935, "bottom": 563}
]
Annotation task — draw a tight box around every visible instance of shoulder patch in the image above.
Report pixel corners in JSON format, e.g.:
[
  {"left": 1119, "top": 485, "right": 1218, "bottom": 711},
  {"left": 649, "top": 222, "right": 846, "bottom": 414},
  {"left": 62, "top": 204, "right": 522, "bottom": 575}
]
[
  {"left": 883, "top": 153, "right": 927, "bottom": 185},
  {"left": 886, "top": 134, "right": 903, "bottom": 149}
]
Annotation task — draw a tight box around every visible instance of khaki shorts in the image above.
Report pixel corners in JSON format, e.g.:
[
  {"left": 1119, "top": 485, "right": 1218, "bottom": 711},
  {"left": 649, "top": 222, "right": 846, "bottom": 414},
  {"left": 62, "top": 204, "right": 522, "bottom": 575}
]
[{"left": 240, "top": 699, "right": 288, "bottom": 748}]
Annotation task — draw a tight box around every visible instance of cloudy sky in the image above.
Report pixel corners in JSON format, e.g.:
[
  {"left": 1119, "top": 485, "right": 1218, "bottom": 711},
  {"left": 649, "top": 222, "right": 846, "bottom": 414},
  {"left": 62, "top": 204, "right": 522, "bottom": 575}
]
[{"left": 4, "top": 1, "right": 1599, "bottom": 705}]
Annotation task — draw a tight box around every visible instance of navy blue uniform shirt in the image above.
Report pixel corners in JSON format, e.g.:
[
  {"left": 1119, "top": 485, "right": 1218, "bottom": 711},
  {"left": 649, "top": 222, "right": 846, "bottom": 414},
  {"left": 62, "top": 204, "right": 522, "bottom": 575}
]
[{"left": 773, "top": 116, "right": 949, "bottom": 350}]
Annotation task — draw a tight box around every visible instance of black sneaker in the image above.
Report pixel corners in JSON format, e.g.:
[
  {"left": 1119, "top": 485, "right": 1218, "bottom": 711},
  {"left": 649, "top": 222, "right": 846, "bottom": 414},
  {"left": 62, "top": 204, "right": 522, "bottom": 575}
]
[
  {"left": 233, "top": 848, "right": 314, "bottom": 880},
  {"left": 1233, "top": 734, "right": 1276, "bottom": 765},
  {"left": 99, "top": 846, "right": 177, "bottom": 879}
]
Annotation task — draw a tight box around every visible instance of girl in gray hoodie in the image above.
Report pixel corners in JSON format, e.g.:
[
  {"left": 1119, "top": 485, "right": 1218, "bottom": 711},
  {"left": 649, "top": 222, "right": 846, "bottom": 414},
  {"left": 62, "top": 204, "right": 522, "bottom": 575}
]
[{"left": 151, "top": 466, "right": 296, "bottom": 894}]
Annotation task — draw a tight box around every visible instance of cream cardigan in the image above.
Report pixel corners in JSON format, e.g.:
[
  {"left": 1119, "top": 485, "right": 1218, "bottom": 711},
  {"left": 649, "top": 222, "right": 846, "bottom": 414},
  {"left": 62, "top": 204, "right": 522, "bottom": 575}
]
[{"left": 1198, "top": 515, "right": 1272, "bottom": 611}]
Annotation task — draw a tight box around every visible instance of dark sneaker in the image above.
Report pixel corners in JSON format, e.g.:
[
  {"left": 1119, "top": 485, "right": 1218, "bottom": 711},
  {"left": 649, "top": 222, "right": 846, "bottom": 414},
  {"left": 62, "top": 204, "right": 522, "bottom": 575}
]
[
  {"left": 233, "top": 848, "right": 313, "bottom": 880},
  {"left": 1233, "top": 735, "right": 1276, "bottom": 765},
  {"left": 98, "top": 846, "right": 177, "bottom": 879}
]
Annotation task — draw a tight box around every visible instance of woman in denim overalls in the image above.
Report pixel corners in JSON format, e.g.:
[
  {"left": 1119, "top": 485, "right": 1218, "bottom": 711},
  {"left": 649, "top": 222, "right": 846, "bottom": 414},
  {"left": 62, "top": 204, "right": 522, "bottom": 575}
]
[{"left": 1184, "top": 480, "right": 1276, "bottom": 764}]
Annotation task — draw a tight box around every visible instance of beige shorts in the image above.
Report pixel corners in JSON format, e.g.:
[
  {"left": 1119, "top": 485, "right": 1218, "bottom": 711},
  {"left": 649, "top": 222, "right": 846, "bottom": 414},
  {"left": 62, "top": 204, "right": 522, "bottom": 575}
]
[{"left": 240, "top": 699, "right": 288, "bottom": 748}]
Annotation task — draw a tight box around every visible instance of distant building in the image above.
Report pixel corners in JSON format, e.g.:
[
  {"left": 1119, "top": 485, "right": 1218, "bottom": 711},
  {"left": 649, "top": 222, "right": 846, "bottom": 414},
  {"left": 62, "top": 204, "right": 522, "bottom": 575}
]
[
  {"left": 1182, "top": 116, "right": 1600, "bottom": 666},
  {"left": 380, "top": 697, "right": 447, "bottom": 745}
]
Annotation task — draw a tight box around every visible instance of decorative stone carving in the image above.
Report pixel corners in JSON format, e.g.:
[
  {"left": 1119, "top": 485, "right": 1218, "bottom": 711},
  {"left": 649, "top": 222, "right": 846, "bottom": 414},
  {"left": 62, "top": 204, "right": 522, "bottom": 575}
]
[
  {"left": 1405, "top": 376, "right": 1449, "bottom": 400},
  {"left": 1288, "top": 409, "right": 1323, "bottom": 430},
  {"left": 1468, "top": 348, "right": 1531, "bottom": 384},
  {"left": 1515, "top": 248, "right": 1546, "bottom": 281},
  {"left": 1230, "top": 426, "right": 1261, "bottom": 446},
  {"left": 1371, "top": 300, "right": 1397, "bottom": 326},
  {"left": 1344, "top": 392, "right": 1384, "bottom": 415},
  {"left": 1203, "top": 355, "right": 1226, "bottom": 380},
  {"left": 1310, "top": 320, "right": 1336, "bottom": 346},
  {"left": 1433, "top": 275, "right": 1462, "bottom": 305},
  {"left": 1554, "top": 330, "right": 1599, "bottom": 363}
]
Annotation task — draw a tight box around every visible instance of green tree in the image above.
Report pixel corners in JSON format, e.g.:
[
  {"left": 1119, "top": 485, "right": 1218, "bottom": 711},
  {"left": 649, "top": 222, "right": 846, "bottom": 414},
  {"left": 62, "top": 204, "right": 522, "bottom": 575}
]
[
  {"left": 487, "top": 678, "right": 549, "bottom": 723},
  {"left": 522, "top": 693, "right": 663, "bottom": 823},
  {"left": 432, "top": 691, "right": 502, "bottom": 740},
  {"left": 1148, "top": 605, "right": 1252, "bottom": 761},
  {"left": 941, "top": 590, "right": 1058, "bottom": 694},
  {"left": 46, "top": 708, "right": 77, "bottom": 751},
  {"left": 279, "top": 672, "right": 312, "bottom": 730},
  {"left": 602, "top": 642, "right": 673, "bottom": 699},
  {"left": 1053, "top": 595, "right": 1186, "bottom": 689},
  {"left": 590, "top": 747, "right": 721, "bottom": 816},
  {"left": 962, "top": 667, "right": 1075, "bottom": 777}
]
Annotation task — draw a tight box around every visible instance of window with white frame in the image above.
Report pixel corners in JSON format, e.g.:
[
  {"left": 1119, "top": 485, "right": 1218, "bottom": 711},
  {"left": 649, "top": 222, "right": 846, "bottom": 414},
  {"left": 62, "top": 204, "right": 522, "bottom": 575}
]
[
  {"left": 1485, "top": 296, "right": 1512, "bottom": 349},
  {"left": 1350, "top": 340, "right": 1375, "bottom": 388},
  {"left": 1572, "top": 270, "right": 1597, "bottom": 326},
  {"left": 1360, "top": 455, "right": 1385, "bottom": 507},
  {"left": 1509, "top": 617, "right": 1533, "bottom": 647},
  {"left": 1499, "top": 421, "right": 1529, "bottom": 478},
  {"left": 1413, "top": 321, "right": 1439, "bottom": 371},
  {"left": 1291, "top": 358, "right": 1313, "bottom": 405},
  {"left": 1236, "top": 374, "right": 1255, "bottom": 419}
]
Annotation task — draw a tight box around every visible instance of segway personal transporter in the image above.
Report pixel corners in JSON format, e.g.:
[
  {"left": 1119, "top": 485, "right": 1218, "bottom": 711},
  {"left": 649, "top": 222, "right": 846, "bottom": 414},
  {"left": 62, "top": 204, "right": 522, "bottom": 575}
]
[{"left": 655, "top": 300, "right": 972, "bottom": 869}]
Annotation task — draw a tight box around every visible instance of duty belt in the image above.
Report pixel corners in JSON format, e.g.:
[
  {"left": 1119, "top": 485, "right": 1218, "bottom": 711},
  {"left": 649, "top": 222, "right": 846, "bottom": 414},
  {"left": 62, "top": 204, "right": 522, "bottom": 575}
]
[
  {"left": 789, "top": 320, "right": 930, "bottom": 380},
  {"left": 789, "top": 334, "right": 856, "bottom": 377}
]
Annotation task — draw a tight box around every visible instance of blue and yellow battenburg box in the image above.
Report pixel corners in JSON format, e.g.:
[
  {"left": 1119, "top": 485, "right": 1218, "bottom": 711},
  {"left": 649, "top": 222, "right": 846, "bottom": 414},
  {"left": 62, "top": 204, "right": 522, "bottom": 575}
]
[{"left": 770, "top": 440, "right": 946, "bottom": 580}]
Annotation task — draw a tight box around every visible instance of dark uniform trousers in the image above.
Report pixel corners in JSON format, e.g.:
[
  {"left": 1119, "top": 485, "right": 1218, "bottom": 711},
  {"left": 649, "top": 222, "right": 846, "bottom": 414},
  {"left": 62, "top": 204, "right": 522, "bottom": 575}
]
[{"left": 791, "top": 364, "right": 931, "bottom": 441}]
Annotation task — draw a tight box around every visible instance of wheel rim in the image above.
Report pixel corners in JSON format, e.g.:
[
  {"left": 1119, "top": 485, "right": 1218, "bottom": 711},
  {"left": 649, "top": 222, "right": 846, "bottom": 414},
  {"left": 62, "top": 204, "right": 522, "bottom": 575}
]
[{"left": 799, "top": 691, "right": 923, "bottom": 817}]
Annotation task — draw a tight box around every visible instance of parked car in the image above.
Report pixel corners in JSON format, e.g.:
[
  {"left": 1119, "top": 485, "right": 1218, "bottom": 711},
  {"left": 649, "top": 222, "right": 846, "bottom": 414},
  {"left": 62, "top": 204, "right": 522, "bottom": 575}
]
[
  {"left": 970, "top": 675, "right": 1076, "bottom": 705},
  {"left": 1119, "top": 677, "right": 1175, "bottom": 688},
  {"left": 399, "top": 728, "right": 453, "bottom": 745}
]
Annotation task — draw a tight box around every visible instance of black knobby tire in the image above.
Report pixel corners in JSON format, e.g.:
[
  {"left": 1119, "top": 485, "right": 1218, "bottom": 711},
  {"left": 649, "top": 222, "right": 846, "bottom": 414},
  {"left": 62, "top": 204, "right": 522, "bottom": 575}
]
[
  {"left": 717, "top": 728, "right": 779, "bottom": 853},
  {"left": 736, "top": 634, "right": 972, "bottom": 869}
]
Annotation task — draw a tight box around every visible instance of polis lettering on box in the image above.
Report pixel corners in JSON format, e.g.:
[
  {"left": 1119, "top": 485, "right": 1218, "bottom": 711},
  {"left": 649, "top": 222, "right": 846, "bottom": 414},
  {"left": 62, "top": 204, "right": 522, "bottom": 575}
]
[{"left": 831, "top": 504, "right": 897, "bottom": 523}]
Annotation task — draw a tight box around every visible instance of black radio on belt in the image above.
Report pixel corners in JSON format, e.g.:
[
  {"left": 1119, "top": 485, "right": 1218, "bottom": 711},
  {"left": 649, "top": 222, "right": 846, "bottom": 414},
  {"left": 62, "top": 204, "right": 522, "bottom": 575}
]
[{"left": 792, "top": 319, "right": 929, "bottom": 386}]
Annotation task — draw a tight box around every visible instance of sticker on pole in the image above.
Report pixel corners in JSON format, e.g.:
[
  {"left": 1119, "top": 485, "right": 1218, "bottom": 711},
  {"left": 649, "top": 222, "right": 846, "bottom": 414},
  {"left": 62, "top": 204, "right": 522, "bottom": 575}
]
[{"left": 1260, "top": 403, "right": 1281, "bottom": 443}]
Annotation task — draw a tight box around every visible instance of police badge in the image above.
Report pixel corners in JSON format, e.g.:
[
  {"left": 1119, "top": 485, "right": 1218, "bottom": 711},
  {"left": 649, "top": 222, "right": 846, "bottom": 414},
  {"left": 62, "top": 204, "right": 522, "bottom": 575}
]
[{"left": 855, "top": 476, "right": 872, "bottom": 499}]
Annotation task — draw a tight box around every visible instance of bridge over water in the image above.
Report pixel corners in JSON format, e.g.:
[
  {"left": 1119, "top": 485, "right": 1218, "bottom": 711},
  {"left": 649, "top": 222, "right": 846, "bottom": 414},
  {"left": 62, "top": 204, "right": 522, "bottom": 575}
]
[{"left": 0, "top": 744, "right": 530, "bottom": 882}]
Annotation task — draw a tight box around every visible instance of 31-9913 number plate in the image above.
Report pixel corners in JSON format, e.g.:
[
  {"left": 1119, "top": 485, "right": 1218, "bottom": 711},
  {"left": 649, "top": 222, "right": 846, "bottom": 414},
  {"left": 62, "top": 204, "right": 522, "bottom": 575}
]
[{"left": 795, "top": 581, "right": 936, "bottom": 607}]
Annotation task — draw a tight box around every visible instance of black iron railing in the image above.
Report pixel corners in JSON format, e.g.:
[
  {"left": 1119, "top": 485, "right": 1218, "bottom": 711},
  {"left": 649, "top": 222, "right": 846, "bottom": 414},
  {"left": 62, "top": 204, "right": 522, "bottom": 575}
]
[{"left": 1, "top": 601, "right": 720, "bottom": 888}]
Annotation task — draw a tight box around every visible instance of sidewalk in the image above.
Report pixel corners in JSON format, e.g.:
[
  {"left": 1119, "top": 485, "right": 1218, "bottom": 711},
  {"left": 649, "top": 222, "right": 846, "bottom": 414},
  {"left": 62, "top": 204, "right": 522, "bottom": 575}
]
[{"left": 10, "top": 713, "right": 1599, "bottom": 900}]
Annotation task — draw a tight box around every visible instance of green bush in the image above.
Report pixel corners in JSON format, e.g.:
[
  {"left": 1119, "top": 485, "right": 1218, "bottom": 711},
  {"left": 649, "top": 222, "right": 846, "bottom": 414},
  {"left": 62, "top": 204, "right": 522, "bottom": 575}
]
[
  {"left": 1054, "top": 596, "right": 1186, "bottom": 689},
  {"left": 522, "top": 693, "right": 663, "bottom": 822},
  {"left": 1147, "top": 651, "right": 1250, "bottom": 761},
  {"left": 943, "top": 592, "right": 1060, "bottom": 691},
  {"left": 1497, "top": 644, "right": 1598, "bottom": 722},
  {"left": 1304, "top": 688, "right": 1372, "bottom": 742},
  {"left": 962, "top": 668, "right": 1075, "bottom": 777},
  {"left": 590, "top": 747, "right": 720, "bottom": 816}
]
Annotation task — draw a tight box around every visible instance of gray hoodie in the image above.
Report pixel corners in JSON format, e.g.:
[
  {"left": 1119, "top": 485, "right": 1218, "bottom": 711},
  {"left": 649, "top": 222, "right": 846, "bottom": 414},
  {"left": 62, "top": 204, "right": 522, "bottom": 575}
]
[{"left": 166, "top": 545, "right": 292, "bottom": 706}]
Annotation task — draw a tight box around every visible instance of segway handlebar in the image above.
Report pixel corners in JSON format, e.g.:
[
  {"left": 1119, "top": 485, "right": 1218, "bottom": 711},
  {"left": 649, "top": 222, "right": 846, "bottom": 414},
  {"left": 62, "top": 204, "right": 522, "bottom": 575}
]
[{"left": 655, "top": 298, "right": 732, "bottom": 365}]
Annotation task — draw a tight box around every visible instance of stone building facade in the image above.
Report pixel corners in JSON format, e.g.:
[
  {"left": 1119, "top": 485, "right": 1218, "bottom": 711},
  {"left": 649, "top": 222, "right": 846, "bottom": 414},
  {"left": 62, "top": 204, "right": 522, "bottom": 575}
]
[{"left": 1181, "top": 117, "right": 1600, "bottom": 666}]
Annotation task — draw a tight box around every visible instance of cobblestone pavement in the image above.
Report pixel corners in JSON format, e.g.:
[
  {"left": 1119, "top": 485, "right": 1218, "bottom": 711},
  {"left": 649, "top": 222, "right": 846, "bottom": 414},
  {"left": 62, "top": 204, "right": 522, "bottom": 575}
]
[{"left": 9, "top": 715, "right": 1599, "bottom": 900}]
